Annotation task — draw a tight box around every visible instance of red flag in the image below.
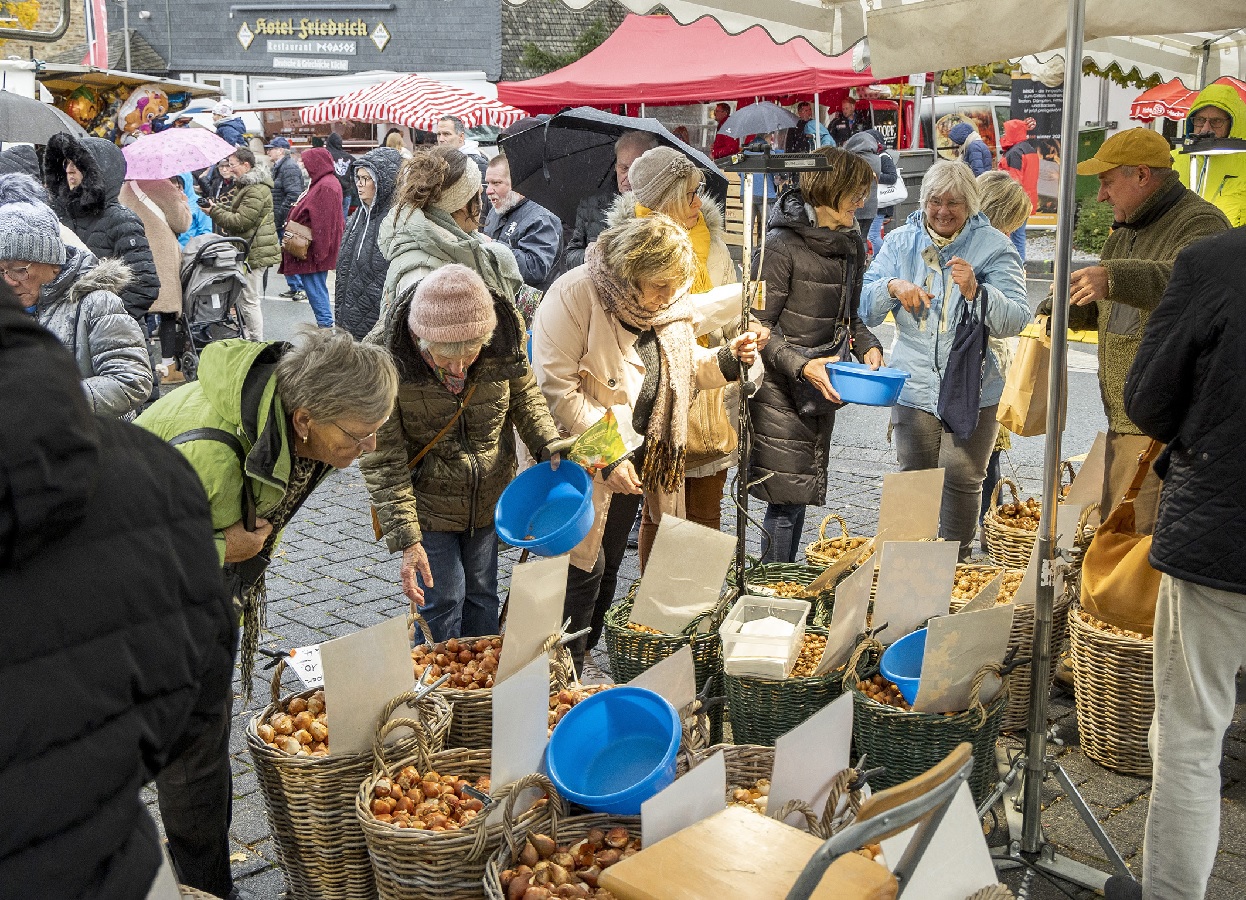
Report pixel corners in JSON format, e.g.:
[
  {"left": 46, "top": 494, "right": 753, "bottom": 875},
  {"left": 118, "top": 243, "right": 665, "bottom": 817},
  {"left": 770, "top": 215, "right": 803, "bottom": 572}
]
[{"left": 82, "top": 0, "right": 109, "bottom": 68}]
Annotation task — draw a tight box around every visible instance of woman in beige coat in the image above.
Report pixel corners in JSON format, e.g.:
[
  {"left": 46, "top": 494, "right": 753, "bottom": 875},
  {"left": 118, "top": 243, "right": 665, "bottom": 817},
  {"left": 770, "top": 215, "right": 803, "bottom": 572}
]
[
  {"left": 532, "top": 215, "right": 759, "bottom": 670},
  {"left": 120, "top": 176, "right": 192, "bottom": 383}
]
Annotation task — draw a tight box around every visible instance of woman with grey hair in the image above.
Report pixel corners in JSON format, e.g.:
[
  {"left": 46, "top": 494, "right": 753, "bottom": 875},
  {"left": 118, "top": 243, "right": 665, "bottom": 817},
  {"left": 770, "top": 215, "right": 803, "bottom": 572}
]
[
  {"left": 861, "top": 159, "right": 1029, "bottom": 558},
  {"left": 362, "top": 264, "right": 564, "bottom": 641},
  {"left": 136, "top": 326, "right": 397, "bottom": 900}
]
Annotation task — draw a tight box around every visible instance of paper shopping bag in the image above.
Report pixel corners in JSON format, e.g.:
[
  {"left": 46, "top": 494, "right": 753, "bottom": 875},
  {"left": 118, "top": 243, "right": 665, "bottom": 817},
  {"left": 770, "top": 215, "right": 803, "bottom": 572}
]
[{"left": 997, "top": 317, "right": 1059, "bottom": 437}]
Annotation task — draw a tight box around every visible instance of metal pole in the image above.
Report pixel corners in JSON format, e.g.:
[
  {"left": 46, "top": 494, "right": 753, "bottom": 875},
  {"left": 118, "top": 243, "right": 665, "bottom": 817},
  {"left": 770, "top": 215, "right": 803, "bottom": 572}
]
[
  {"left": 121, "top": 0, "right": 132, "bottom": 72},
  {"left": 736, "top": 172, "right": 756, "bottom": 584},
  {"left": 1021, "top": 0, "right": 1084, "bottom": 855},
  {"left": 813, "top": 93, "right": 821, "bottom": 146}
]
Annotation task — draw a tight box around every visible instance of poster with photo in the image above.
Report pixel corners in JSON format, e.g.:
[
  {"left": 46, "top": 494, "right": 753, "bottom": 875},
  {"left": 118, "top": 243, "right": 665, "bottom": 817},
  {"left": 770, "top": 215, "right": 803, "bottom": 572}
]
[{"left": 1011, "top": 77, "right": 1065, "bottom": 218}]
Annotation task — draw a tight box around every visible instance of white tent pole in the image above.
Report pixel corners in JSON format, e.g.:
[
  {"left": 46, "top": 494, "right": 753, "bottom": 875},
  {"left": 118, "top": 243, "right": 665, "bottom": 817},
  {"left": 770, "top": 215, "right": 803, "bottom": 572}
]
[
  {"left": 640, "top": 102, "right": 646, "bottom": 117},
  {"left": 1022, "top": 0, "right": 1085, "bottom": 856},
  {"left": 813, "top": 92, "right": 820, "bottom": 144}
]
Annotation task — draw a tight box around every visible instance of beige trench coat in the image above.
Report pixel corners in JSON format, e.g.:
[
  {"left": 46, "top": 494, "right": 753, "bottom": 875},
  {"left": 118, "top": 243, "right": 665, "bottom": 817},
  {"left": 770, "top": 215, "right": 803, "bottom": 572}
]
[{"left": 532, "top": 265, "right": 731, "bottom": 571}]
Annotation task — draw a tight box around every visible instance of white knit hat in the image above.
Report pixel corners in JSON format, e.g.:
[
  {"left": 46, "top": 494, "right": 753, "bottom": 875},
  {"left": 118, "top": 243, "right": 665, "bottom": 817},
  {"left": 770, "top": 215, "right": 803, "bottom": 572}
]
[{"left": 0, "top": 201, "right": 66, "bottom": 266}]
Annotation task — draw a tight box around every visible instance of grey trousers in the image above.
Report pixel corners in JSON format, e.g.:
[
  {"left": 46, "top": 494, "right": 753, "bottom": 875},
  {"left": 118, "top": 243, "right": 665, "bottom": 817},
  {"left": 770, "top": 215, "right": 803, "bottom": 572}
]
[
  {"left": 1143, "top": 574, "right": 1246, "bottom": 900},
  {"left": 891, "top": 403, "right": 1000, "bottom": 560},
  {"left": 236, "top": 267, "right": 264, "bottom": 341}
]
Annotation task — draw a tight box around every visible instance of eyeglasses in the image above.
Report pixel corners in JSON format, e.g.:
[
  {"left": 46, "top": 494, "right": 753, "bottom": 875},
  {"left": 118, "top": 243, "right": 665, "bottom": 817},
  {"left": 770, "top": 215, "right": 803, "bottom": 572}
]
[
  {"left": 0, "top": 264, "right": 35, "bottom": 283},
  {"left": 850, "top": 189, "right": 871, "bottom": 206},
  {"left": 330, "top": 419, "right": 386, "bottom": 447},
  {"left": 926, "top": 197, "right": 967, "bottom": 211},
  {"left": 1191, "top": 114, "right": 1230, "bottom": 129},
  {"left": 355, "top": 173, "right": 374, "bottom": 183}
]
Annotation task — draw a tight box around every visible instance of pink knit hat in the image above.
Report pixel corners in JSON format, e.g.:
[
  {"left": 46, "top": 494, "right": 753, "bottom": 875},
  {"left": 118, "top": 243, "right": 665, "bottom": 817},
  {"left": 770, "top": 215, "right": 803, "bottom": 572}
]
[{"left": 407, "top": 264, "right": 498, "bottom": 344}]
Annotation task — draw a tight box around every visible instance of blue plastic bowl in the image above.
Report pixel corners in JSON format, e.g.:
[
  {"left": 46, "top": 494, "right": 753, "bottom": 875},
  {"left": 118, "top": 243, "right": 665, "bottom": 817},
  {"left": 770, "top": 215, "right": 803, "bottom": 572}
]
[
  {"left": 880, "top": 628, "right": 927, "bottom": 705},
  {"left": 545, "top": 686, "right": 681, "bottom": 815},
  {"left": 495, "top": 461, "right": 594, "bottom": 556},
  {"left": 826, "top": 361, "right": 911, "bottom": 406}
]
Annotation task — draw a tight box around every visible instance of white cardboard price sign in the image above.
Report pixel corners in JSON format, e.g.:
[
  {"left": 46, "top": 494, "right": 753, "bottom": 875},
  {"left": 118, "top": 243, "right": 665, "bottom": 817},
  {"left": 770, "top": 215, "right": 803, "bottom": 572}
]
[{"left": 289, "top": 645, "right": 324, "bottom": 689}]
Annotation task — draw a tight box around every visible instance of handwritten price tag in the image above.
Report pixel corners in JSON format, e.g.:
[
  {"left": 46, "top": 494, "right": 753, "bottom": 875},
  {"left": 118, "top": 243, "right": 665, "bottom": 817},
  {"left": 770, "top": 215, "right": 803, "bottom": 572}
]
[{"left": 289, "top": 645, "right": 324, "bottom": 689}]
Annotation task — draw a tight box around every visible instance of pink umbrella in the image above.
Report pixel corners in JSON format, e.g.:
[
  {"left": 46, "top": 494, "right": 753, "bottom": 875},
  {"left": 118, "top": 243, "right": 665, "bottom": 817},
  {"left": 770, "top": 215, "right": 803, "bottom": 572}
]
[{"left": 121, "top": 127, "right": 237, "bottom": 180}]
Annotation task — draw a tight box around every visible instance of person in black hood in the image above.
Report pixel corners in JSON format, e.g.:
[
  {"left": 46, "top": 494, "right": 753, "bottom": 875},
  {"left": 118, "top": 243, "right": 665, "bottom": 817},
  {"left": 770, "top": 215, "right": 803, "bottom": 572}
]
[
  {"left": 325, "top": 131, "right": 358, "bottom": 219},
  {"left": 336, "top": 147, "right": 402, "bottom": 339},
  {"left": 748, "top": 148, "right": 883, "bottom": 564},
  {"left": 0, "top": 281, "right": 235, "bottom": 900},
  {"left": 44, "top": 132, "right": 161, "bottom": 319}
]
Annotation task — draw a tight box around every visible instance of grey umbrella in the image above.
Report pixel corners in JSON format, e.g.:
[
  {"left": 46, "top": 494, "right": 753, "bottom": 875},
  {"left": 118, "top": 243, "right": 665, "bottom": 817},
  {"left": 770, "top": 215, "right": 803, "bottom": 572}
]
[
  {"left": 718, "top": 102, "right": 799, "bottom": 139},
  {"left": 500, "top": 106, "right": 728, "bottom": 226},
  {"left": 0, "top": 90, "right": 87, "bottom": 145}
]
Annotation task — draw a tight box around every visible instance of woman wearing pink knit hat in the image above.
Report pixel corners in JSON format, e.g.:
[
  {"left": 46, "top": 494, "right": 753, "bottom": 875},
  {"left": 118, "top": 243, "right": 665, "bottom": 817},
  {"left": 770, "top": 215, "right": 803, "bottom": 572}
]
[{"left": 361, "top": 263, "right": 565, "bottom": 640}]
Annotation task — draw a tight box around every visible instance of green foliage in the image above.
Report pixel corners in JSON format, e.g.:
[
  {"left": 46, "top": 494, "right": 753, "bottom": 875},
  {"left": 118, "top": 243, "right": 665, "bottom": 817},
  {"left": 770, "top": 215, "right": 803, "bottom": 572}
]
[
  {"left": 520, "top": 18, "right": 610, "bottom": 75},
  {"left": 1083, "top": 60, "right": 1162, "bottom": 90},
  {"left": 1074, "top": 198, "right": 1114, "bottom": 255}
]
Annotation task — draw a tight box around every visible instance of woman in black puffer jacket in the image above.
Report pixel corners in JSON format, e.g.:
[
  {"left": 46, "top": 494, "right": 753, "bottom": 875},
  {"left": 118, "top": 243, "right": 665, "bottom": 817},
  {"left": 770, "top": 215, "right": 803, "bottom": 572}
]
[
  {"left": 749, "top": 148, "right": 883, "bottom": 563},
  {"left": 335, "top": 147, "right": 402, "bottom": 339},
  {"left": 44, "top": 132, "right": 160, "bottom": 319}
]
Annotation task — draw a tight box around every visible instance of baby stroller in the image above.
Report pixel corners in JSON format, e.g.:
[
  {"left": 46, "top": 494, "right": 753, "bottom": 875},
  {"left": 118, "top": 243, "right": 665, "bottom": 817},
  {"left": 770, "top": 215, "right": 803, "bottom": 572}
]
[{"left": 174, "top": 234, "right": 250, "bottom": 380}]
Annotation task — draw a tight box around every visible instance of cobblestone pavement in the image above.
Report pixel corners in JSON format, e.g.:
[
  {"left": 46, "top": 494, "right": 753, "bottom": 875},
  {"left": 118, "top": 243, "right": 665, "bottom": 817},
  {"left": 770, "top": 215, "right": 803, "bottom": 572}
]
[{"left": 144, "top": 289, "right": 1244, "bottom": 899}]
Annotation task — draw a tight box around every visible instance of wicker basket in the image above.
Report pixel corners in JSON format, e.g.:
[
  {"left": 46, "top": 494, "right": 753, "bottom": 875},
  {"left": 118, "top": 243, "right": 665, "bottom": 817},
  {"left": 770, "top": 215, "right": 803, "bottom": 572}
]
[
  {"left": 948, "top": 566, "right": 1069, "bottom": 733},
  {"left": 483, "top": 813, "right": 641, "bottom": 900},
  {"left": 604, "top": 585, "right": 730, "bottom": 744},
  {"left": 983, "top": 478, "right": 1039, "bottom": 569},
  {"left": 726, "top": 562, "right": 837, "bottom": 627},
  {"left": 412, "top": 614, "right": 576, "bottom": 750},
  {"left": 358, "top": 720, "right": 563, "bottom": 900},
  {"left": 846, "top": 640, "right": 1009, "bottom": 807},
  {"left": 804, "top": 513, "right": 873, "bottom": 571},
  {"left": 1065, "top": 502, "right": 1100, "bottom": 586},
  {"left": 246, "top": 661, "right": 452, "bottom": 900},
  {"left": 1068, "top": 605, "right": 1154, "bottom": 775},
  {"left": 724, "top": 628, "right": 868, "bottom": 747}
]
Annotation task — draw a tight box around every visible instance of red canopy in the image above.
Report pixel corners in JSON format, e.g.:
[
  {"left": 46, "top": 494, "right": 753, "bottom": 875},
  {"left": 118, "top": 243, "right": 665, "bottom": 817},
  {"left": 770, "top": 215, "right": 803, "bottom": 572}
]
[
  {"left": 497, "top": 15, "right": 879, "bottom": 114},
  {"left": 1130, "top": 76, "right": 1246, "bottom": 122}
]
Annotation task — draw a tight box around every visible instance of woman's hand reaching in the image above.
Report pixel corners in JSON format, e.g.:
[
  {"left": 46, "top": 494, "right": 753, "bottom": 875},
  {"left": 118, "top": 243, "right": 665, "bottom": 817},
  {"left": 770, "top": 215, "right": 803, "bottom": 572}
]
[
  {"left": 863, "top": 347, "right": 883, "bottom": 370},
  {"left": 801, "top": 358, "right": 842, "bottom": 403}
]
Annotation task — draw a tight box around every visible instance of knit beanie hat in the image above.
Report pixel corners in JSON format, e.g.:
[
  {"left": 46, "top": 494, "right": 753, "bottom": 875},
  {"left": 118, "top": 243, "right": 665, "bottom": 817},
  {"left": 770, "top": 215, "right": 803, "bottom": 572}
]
[
  {"left": 948, "top": 123, "right": 975, "bottom": 146},
  {"left": 407, "top": 264, "right": 497, "bottom": 344},
  {"left": 213, "top": 99, "right": 234, "bottom": 117},
  {"left": 629, "top": 146, "right": 699, "bottom": 210},
  {"left": 0, "top": 201, "right": 66, "bottom": 266}
]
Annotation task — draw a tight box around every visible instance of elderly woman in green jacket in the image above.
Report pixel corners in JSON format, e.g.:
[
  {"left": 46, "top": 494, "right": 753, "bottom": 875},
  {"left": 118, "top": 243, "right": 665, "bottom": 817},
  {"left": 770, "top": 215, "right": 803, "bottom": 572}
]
[
  {"left": 136, "top": 327, "right": 397, "bottom": 900},
  {"left": 362, "top": 263, "right": 564, "bottom": 641}
]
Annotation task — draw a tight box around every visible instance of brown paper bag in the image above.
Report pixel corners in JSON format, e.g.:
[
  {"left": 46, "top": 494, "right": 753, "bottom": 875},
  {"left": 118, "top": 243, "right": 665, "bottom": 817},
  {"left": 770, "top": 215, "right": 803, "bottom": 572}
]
[{"left": 997, "top": 318, "right": 1055, "bottom": 437}]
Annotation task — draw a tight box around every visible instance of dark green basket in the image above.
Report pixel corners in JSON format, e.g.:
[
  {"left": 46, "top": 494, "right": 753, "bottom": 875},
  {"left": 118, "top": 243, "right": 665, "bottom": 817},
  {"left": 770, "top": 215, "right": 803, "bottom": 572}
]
[
  {"left": 725, "top": 562, "right": 839, "bottom": 627},
  {"left": 844, "top": 640, "right": 1009, "bottom": 807},
  {"left": 725, "top": 629, "right": 873, "bottom": 747},
  {"left": 604, "top": 585, "right": 730, "bottom": 743}
]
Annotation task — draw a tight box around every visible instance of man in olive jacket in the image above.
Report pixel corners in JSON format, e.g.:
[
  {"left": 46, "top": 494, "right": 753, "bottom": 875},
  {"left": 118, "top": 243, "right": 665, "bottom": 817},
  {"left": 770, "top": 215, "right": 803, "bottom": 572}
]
[
  {"left": 1059, "top": 128, "right": 1228, "bottom": 532},
  {"left": 206, "top": 147, "right": 281, "bottom": 340}
]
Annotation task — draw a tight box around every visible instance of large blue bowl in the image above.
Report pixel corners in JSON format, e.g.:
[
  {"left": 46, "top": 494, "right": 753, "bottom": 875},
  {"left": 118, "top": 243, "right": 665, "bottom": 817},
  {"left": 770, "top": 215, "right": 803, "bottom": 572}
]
[
  {"left": 545, "top": 686, "right": 681, "bottom": 815},
  {"left": 826, "top": 361, "right": 910, "bottom": 406},
  {"left": 880, "top": 627, "right": 927, "bottom": 705},
  {"left": 495, "top": 460, "right": 594, "bottom": 557}
]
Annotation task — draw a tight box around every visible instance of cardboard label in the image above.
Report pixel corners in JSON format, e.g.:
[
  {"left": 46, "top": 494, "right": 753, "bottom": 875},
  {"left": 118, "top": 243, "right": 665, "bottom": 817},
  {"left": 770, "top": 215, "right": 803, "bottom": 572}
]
[
  {"left": 319, "top": 615, "right": 416, "bottom": 757},
  {"left": 641, "top": 749, "right": 727, "bottom": 847},
  {"left": 912, "top": 604, "right": 1013, "bottom": 714},
  {"left": 872, "top": 540, "right": 959, "bottom": 642},
  {"left": 496, "top": 555, "right": 568, "bottom": 684},
  {"left": 956, "top": 573, "right": 1004, "bottom": 615},
  {"left": 769, "top": 693, "right": 853, "bottom": 828},
  {"left": 288, "top": 644, "right": 324, "bottom": 689},
  {"left": 880, "top": 783, "right": 998, "bottom": 898},
  {"left": 812, "top": 562, "right": 872, "bottom": 677},
  {"left": 630, "top": 517, "right": 735, "bottom": 634},
  {"left": 1063, "top": 432, "right": 1106, "bottom": 507},
  {"left": 876, "top": 469, "right": 944, "bottom": 545},
  {"left": 489, "top": 654, "right": 551, "bottom": 822},
  {"left": 631, "top": 644, "right": 697, "bottom": 714}
]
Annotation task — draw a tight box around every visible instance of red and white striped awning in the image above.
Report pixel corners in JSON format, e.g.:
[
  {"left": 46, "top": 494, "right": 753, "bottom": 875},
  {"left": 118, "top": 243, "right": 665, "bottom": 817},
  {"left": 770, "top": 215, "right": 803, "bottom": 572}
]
[{"left": 299, "top": 74, "right": 527, "bottom": 131}]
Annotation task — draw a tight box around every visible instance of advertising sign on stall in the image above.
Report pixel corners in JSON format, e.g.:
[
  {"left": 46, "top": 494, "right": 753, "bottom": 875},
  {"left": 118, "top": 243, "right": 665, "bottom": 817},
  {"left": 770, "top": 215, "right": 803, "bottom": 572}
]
[{"left": 1011, "top": 76, "right": 1065, "bottom": 222}]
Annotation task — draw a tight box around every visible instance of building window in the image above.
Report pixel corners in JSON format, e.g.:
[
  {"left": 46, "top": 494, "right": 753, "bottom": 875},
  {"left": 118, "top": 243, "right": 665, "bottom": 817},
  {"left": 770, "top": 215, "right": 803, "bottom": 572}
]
[{"left": 188, "top": 74, "right": 250, "bottom": 105}]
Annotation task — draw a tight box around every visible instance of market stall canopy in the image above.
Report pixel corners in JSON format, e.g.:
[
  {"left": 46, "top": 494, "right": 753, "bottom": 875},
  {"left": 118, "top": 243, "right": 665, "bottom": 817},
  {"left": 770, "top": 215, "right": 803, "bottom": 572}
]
[
  {"left": 495, "top": 15, "right": 877, "bottom": 114},
  {"left": 865, "top": 1, "right": 1244, "bottom": 79},
  {"left": 299, "top": 74, "right": 526, "bottom": 131},
  {"left": 1130, "top": 76, "right": 1246, "bottom": 122},
  {"left": 503, "top": 0, "right": 868, "bottom": 57},
  {"left": 35, "top": 65, "right": 219, "bottom": 100}
]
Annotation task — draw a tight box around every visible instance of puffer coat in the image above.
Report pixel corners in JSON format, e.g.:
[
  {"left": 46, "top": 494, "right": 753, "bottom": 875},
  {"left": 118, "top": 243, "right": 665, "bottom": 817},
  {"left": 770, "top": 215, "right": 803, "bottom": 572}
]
[
  {"left": 45, "top": 133, "right": 160, "bottom": 318},
  {"left": 36, "top": 247, "right": 153, "bottom": 419},
  {"left": 207, "top": 163, "right": 281, "bottom": 270},
  {"left": 280, "top": 147, "right": 344, "bottom": 276},
  {"left": 361, "top": 292, "right": 561, "bottom": 553},
  {"left": 748, "top": 189, "right": 882, "bottom": 506},
  {"left": 562, "top": 190, "right": 616, "bottom": 270},
  {"left": 335, "top": 148, "right": 401, "bottom": 339},
  {"left": 270, "top": 153, "right": 306, "bottom": 229}
]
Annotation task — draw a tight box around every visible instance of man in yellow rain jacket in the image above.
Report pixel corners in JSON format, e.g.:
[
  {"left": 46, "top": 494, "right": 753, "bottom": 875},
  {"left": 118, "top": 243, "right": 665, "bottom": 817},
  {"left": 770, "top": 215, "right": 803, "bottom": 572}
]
[{"left": 1173, "top": 83, "right": 1246, "bottom": 226}]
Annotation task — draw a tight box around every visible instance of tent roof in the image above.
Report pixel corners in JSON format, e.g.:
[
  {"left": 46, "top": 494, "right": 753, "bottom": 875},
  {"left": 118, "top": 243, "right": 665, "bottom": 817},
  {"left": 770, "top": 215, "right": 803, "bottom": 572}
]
[
  {"left": 299, "top": 74, "right": 525, "bottom": 130},
  {"left": 495, "top": 14, "right": 877, "bottom": 113}
]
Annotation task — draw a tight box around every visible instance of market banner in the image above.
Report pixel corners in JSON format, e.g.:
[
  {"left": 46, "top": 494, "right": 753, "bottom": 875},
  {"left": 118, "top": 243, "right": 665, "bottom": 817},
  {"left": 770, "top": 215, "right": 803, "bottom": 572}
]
[{"left": 1010, "top": 76, "right": 1065, "bottom": 224}]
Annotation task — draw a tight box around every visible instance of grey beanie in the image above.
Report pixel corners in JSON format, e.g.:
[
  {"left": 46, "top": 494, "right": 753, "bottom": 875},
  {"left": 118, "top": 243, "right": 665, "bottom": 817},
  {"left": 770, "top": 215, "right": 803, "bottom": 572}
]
[
  {"left": 0, "top": 201, "right": 66, "bottom": 266},
  {"left": 629, "top": 146, "right": 699, "bottom": 210}
]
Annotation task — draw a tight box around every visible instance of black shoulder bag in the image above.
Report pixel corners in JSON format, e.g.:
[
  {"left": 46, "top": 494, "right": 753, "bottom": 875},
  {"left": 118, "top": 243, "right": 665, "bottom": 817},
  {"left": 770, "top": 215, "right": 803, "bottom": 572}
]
[{"left": 936, "top": 282, "right": 990, "bottom": 440}]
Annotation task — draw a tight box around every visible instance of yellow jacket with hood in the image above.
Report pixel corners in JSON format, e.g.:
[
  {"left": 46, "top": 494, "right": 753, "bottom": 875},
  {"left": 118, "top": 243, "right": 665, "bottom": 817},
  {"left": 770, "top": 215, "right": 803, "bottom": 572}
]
[{"left": 1174, "top": 83, "right": 1246, "bottom": 226}]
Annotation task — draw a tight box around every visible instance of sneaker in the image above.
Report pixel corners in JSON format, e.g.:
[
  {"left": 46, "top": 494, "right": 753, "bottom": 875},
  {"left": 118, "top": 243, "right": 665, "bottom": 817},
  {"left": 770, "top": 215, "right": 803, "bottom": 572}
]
[
  {"left": 279, "top": 288, "right": 299, "bottom": 298},
  {"left": 1104, "top": 874, "right": 1142, "bottom": 900},
  {"left": 293, "top": 291, "right": 307, "bottom": 301}
]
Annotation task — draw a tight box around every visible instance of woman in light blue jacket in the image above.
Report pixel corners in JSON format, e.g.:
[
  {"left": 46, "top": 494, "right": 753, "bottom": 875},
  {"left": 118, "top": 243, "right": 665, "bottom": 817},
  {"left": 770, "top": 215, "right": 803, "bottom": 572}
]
[{"left": 861, "top": 160, "right": 1028, "bottom": 557}]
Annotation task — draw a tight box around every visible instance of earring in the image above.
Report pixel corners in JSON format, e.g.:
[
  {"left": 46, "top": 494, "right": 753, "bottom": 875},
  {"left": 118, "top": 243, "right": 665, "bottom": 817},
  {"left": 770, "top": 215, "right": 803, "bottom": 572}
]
[{"left": 301, "top": 431, "right": 309, "bottom": 443}]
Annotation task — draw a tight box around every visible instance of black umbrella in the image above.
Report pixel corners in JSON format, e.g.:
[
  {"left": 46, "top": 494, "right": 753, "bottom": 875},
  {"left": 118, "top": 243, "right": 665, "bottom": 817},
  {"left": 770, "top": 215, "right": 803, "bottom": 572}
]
[
  {"left": 499, "top": 106, "right": 728, "bottom": 226},
  {"left": 0, "top": 90, "right": 87, "bottom": 144}
]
